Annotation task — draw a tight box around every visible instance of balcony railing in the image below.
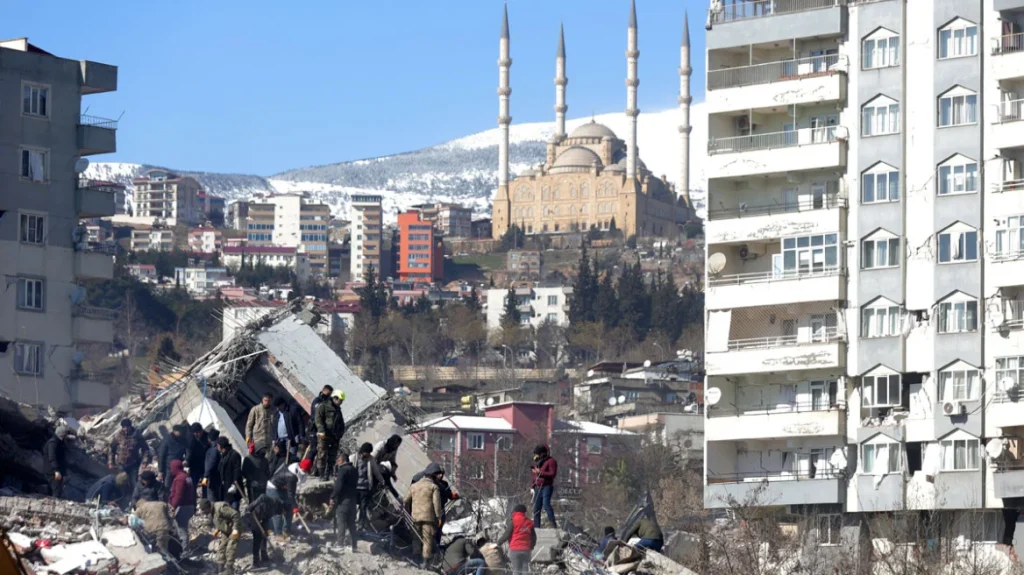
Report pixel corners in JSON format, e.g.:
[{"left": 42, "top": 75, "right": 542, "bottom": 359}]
[
  {"left": 708, "top": 399, "right": 844, "bottom": 418},
  {"left": 708, "top": 126, "right": 843, "bottom": 155},
  {"left": 992, "top": 249, "right": 1024, "bottom": 263},
  {"left": 709, "top": 265, "right": 843, "bottom": 287},
  {"left": 708, "top": 193, "right": 845, "bottom": 220},
  {"left": 709, "top": 0, "right": 844, "bottom": 24},
  {"left": 996, "top": 179, "right": 1024, "bottom": 193},
  {"left": 80, "top": 242, "right": 117, "bottom": 255},
  {"left": 993, "top": 32, "right": 1024, "bottom": 55},
  {"left": 73, "top": 304, "right": 119, "bottom": 321},
  {"left": 995, "top": 299, "right": 1024, "bottom": 331},
  {"left": 727, "top": 327, "right": 841, "bottom": 351},
  {"left": 79, "top": 114, "right": 119, "bottom": 130},
  {"left": 995, "top": 98, "right": 1024, "bottom": 124},
  {"left": 707, "top": 468, "right": 841, "bottom": 484},
  {"left": 708, "top": 54, "right": 845, "bottom": 90}
]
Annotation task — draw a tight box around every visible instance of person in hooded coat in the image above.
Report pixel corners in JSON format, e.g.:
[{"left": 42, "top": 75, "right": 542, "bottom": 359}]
[
  {"left": 157, "top": 424, "right": 188, "bottom": 490},
  {"left": 168, "top": 459, "right": 197, "bottom": 543},
  {"left": 133, "top": 470, "right": 164, "bottom": 506},
  {"left": 185, "top": 423, "right": 208, "bottom": 490},
  {"left": 203, "top": 429, "right": 222, "bottom": 502},
  {"left": 216, "top": 437, "right": 243, "bottom": 509},
  {"left": 44, "top": 426, "right": 70, "bottom": 498}
]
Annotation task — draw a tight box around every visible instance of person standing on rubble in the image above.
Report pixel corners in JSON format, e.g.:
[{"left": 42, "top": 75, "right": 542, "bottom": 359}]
[
  {"left": 247, "top": 490, "right": 279, "bottom": 567},
  {"left": 199, "top": 497, "right": 242, "bottom": 575},
  {"left": 496, "top": 503, "right": 536, "bottom": 575},
  {"left": 242, "top": 447, "right": 271, "bottom": 502},
  {"left": 168, "top": 459, "right": 197, "bottom": 544},
  {"left": 186, "top": 423, "right": 208, "bottom": 491},
  {"left": 44, "top": 425, "right": 70, "bottom": 498},
  {"left": 314, "top": 390, "right": 345, "bottom": 479},
  {"left": 203, "top": 429, "right": 222, "bottom": 502},
  {"left": 111, "top": 418, "right": 146, "bottom": 488},
  {"left": 272, "top": 397, "right": 304, "bottom": 456},
  {"left": 157, "top": 424, "right": 188, "bottom": 492},
  {"left": 530, "top": 444, "right": 558, "bottom": 529},
  {"left": 216, "top": 437, "right": 243, "bottom": 510},
  {"left": 355, "top": 442, "right": 393, "bottom": 527},
  {"left": 134, "top": 498, "right": 176, "bottom": 559},
  {"left": 331, "top": 451, "right": 360, "bottom": 552},
  {"left": 404, "top": 462, "right": 444, "bottom": 568},
  {"left": 246, "top": 393, "right": 275, "bottom": 458}
]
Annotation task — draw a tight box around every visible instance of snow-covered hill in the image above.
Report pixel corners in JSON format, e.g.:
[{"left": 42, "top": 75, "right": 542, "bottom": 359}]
[{"left": 85, "top": 105, "right": 707, "bottom": 221}]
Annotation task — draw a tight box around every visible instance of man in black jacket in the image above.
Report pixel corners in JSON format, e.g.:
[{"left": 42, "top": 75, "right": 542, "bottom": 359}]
[
  {"left": 330, "top": 451, "right": 359, "bottom": 552},
  {"left": 216, "top": 437, "right": 242, "bottom": 509},
  {"left": 186, "top": 423, "right": 208, "bottom": 491},
  {"left": 242, "top": 448, "right": 270, "bottom": 502},
  {"left": 44, "top": 426, "right": 70, "bottom": 498},
  {"left": 271, "top": 398, "right": 304, "bottom": 454},
  {"left": 132, "top": 470, "right": 164, "bottom": 506},
  {"left": 157, "top": 424, "right": 188, "bottom": 490},
  {"left": 203, "top": 429, "right": 221, "bottom": 501}
]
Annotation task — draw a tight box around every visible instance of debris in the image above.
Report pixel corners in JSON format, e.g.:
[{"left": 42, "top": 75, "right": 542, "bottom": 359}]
[{"left": 38, "top": 540, "right": 113, "bottom": 574}]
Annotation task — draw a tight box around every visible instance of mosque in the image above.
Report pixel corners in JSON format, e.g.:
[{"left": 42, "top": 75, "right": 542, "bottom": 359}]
[{"left": 491, "top": 1, "right": 697, "bottom": 240}]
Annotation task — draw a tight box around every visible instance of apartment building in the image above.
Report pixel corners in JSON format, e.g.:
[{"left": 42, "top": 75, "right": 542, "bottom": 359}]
[
  {"left": 227, "top": 200, "right": 249, "bottom": 230},
  {"left": 173, "top": 266, "right": 231, "bottom": 297},
  {"left": 188, "top": 227, "right": 222, "bottom": 254},
  {"left": 350, "top": 195, "right": 383, "bottom": 279},
  {"left": 78, "top": 179, "right": 125, "bottom": 215},
  {"left": 0, "top": 38, "right": 118, "bottom": 409},
  {"left": 702, "top": 0, "right": 1024, "bottom": 560},
  {"left": 412, "top": 202, "right": 473, "bottom": 238},
  {"left": 133, "top": 169, "right": 201, "bottom": 225},
  {"left": 196, "top": 190, "right": 226, "bottom": 219},
  {"left": 246, "top": 195, "right": 330, "bottom": 277},
  {"left": 485, "top": 283, "right": 572, "bottom": 331},
  {"left": 130, "top": 228, "right": 175, "bottom": 252},
  {"left": 220, "top": 245, "right": 310, "bottom": 283},
  {"left": 396, "top": 210, "right": 444, "bottom": 282}
]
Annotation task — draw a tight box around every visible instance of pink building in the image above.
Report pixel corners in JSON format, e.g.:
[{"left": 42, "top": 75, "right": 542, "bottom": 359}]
[
  {"left": 188, "top": 227, "right": 222, "bottom": 254},
  {"left": 414, "top": 401, "right": 634, "bottom": 496}
]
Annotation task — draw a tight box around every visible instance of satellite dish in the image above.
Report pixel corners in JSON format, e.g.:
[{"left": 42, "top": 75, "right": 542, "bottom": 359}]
[
  {"left": 706, "top": 387, "right": 722, "bottom": 406},
  {"left": 708, "top": 252, "right": 727, "bottom": 274},
  {"left": 72, "top": 351, "right": 85, "bottom": 365},
  {"left": 986, "top": 438, "right": 1007, "bottom": 460},
  {"left": 643, "top": 359, "right": 652, "bottom": 368},
  {"left": 486, "top": 397, "right": 495, "bottom": 406},
  {"left": 608, "top": 396, "right": 617, "bottom": 406},
  {"left": 991, "top": 307, "right": 1006, "bottom": 326},
  {"left": 617, "top": 395, "right": 627, "bottom": 405},
  {"left": 73, "top": 157, "right": 90, "bottom": 174},
  {"left": 587, "top": 370, "right": 595, "bottom": 378},
  {"left": 70, "top": 286, "right": 87, "bottom": 305},
  {"left": 1000, "top": 377, "right": 1017, "bottom": 392},
  {"left": 738, "top": 202, "right": 748, "bottom": 213},
  {"left": 829, "top": 449, "right": 848, "bottom": 469}
]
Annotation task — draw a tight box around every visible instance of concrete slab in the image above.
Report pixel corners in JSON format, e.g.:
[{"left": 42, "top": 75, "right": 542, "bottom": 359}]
[{"left": 532, "top": 527, "right": 562, "bottom": 563}]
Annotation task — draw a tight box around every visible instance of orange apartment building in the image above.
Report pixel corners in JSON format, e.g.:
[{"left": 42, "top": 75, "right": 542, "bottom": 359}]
[{"left": 397, "top": 210, "right": 444, "bottom": 283}]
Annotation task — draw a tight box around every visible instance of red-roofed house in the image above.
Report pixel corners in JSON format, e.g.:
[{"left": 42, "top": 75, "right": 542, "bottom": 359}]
[
  {"left": 188, "top": 227, "right": 222, "bottom": 254},
  {"left": 221, "top": 245, "right": 310, "bottom": 282}
]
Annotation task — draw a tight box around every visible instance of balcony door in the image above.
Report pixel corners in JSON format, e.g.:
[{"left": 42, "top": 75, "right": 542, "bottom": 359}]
[
  {"left": 810, "top": 115, "right": 839, "bottom": 143},
  {"left": 810, "top": 182, "right": 827, "bottom": 210},
  {"left": 810, "top": 48, "right": 839, "bottom": 73},
  {"left": 810, "top": 313, "right": 837, "bottom": 343}
]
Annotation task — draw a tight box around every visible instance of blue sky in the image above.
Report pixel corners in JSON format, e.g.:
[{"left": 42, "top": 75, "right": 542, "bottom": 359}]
[{"left": 2, "top": 0, "right": 707, "bottom": 176}]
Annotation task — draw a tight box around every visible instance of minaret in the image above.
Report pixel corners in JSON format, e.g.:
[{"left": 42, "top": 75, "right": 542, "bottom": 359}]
[
  {"left": 494, "top": 4, "right": 512, "bottom": 238},
  {"left": 554, "top": 24, "right": 568, "bottom": 139},
  {"left": 678, "top": 11, "right": 693, "bottom": 209},
  {"left": 625, "top": 0, "right": 640, "bottom": 182}
]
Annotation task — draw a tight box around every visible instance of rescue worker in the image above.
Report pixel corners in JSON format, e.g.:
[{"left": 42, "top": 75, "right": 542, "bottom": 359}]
[
  {"left": 355, "top": 442, "right": 394, "bottom": 527},
  {"left": 111, "top": 418, "right": 146, "bottom": 488},
  {"left": 185, "top": 423, "right": 208, "bottom": 490},
  {"left": 216, "top": 437, "right": 242, "bottom": 509},
  {"left": 530, "top": 444, "right": 558, "bottom": 528},
  {"left": 496, "top": 504, "right": 536, "bottom": 575},
  {"left": 200, "top": 496, "right": 243, "bottom": 575},
  {"left": 245, "top": 393, "right": 275, "bottom": 457},
  {"left": 404, "top": 462, "right": 443, "bottom": 568},
  {"left": 157, "top": 424, "right": 188, "bottom": 491},
  {"left": 168, "top": 460, "right": 196, "bottom": 543},
  {"left": 203, "top": 429, "right": 222, "bottom": 502},
  {"left": 85, "top": 472, "right": 130, "bottom": 508},
  {"left": 442, "top": 534, "right": 484, "bottom": 575},
  {"left": 132, "top": 470, "right": 164, "bottom": 506},
  {"left": 314, "top": 390, "right": 345, "bottom": 479},
  {"left": 135, "top": 498, "right": 176, "bottom": 558},
  {"left": 44, "top": 425, "right": 70, "bottom": 498},
  {"left": 242, "top": 447, "right": 270, "bottom": 502},
  {"left": 247, "top": 491, "right": 278, "bottom": 567},
  {"left": 331, "top": 451, "right": 360, "bottom": 552},
  {"left": 622, "top": 511, "right": 664, "bottom": 553}
]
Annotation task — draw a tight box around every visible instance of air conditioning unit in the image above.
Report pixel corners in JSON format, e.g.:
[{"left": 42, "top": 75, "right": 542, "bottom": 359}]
[{"left": 941, "top": 400, "right": 962, "bottom": 416}]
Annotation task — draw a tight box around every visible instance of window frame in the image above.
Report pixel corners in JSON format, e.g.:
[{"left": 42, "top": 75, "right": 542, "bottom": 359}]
[
  {"left": 862, "top": 373, "right": 902, "bottom": 408},
  {"left": 467, "top": 432, "right": 485, "bottom": 451},
  {"left": 17, "top": 277, "right": 44, "bottom": 311},
  {"left": 860, "top": 440, "right": 903, "bottom": 475},
  {"left": 937, "top": 157, "right": 979, "bottom": 196},
  {"left": 19, "top": 212, "right": 46, "bottom": 245},
  {"left": 861, "top": 235, "right": 900, "bottom": 270},
  {"left": 586, "top": 436, "right": 603, "bottom": 455},
  {"left": 938, "top": 20, "right": 979, "bottom": 60},
  {"left": 939, "top": 438, "right": 980, "bottom": 471},
  {"left": 861, "top": 303, "right": 903, "bottom": 338},
  {"left": 938, "top": 367, "right": 980, "bottom": 401},
  {"left": 937, "top": 298, "right": 979, "bottom": 334},
  {"left": 817, "top": 514, "right": 843, "bottom": 547},
  {"left": 19, "top": 147, "right": 49, "bottom": 182},
  {"left": 937, "top": 227, "right": 978, "bottom": 263},
  {"left": 862, "top": 98, "right": 901, "bottom": 137},
  {"left": 995, "top": 216, "right": 1024, "bottom": 259},
  {"left": 861, "top": 165, "right": 900, "bottom": 204},
  {"left": 14, "top": 342, "right": 43, "bottom": 376},
  {"left": 938, "top": 90, "right": 978, "bottom": 127},
  {"left": 21, "top": 82, "right": 50, "bottom": 118},
  {"left": 778, "top": 233, "right": 840, "bottom": 278},
  {"left": 862, "top": 29, "right": 900, "bottom": 70},
  {"left": 996, "top": 356, "right": 1024, "bottom": 390}
]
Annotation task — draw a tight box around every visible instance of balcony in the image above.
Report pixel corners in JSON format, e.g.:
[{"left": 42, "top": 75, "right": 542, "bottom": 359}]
[
  {"left": 706, "top": 328, "right": 845, "bottom": 376},
  {"left": 994, "top": 461, "right": 1024, "bottom": 499},
  {"left": 707, "top": 401, "right": 845, "bottom": 441},
  {"left": 72, "top": 305, "right": 117, "bottom": 343},
  {"left": 70, "top": 377, "right": 110, "bottom": 408},
  {"left": 994, "top": 179, "right": 1024, "bottom": 193},
  {"left": 989, "top": 252, "right": 1024, "bottom": 289},
  {"left": 992, "top": 33, "right": 1024, "bottom": 82},
  {"left": 855, "top": 474, "right": 904, "bottom": 512},
  {"left": 707, "top": 55, "right": 847, "bottom": 114},
  {"left": 708, "top": 266, "right": 845, "bottom": 310},
  {"left": 707, "top": 127, "right": 847, "bottom": 179},
  {"left": 987, "top": 391, "right": 1024, "bottom": 434},
  {"left": 705, "top": 470, "right": 844, "bottom": 509},
  {"left": 992, "top": 99, "right": 1024, "bottom": 151},
  {"left": 707, "top": 194, "right": 845, "bottom": 244},
  {"left": 77, "top": 115, "right": 118, "bottom": 155},
  {"left": 78, "top": 61, "right": 117, "bottom": 94},
  {"left": 75, "top": 181, "right": 116, "bottom": 218},
  {"left": 74, "top": 247, "right": 114, "bottom": 280},
  {"left": 707, "top": 0, "right": 846, "bottom": 50}
]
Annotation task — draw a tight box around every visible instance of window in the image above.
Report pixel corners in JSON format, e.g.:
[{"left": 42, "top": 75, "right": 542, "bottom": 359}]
[
  {"left": 862, "top": 234, "right": 900, "bottom": 269},
  {"left": 586, "top": 437, "right": 603, "bottom": 455},
  {"left": 861, "top": 441, "right": 902, "bottom": 474},
  {"left": 546, "top": 313, "right": 557, "bottom": 322},
  {"left": 863, "top": 30, "right": 899, "bottom": 70},
  {"left": 862, "top": 97, "right": 900, "bottom": 136},
  {"left": 497, "top": 436, "right": 513, "bottom": 452},
  {"left": 777, "top": 233, "right": 839, "bottom": 277},
  {"left": 937, "top": 226, "right": 978, "bottom": 263},
  {"left": 996, "top": 357, "right": 1024, "bottom": 389},
  {"left": 19, "top": 213, "right": 45, "bottom": 244},
  {"left": 938, "top": 298, "right": 978, "bottom": 334},
  {"left": 547, "top": 295, "right": 558, "bottom": 306},
  {"left": 939, "top": 366, "right": 980, "bottom": 400},
  {"left": 938, "top": 88, "right": 977, "bottom": 127},
  {"left": 19, "top": 148, "right": 48, "bottom": 182},
  {"left": 995, "top": 216, "right": 1024, "bottom": 259},
  {"left": 862, "top": 302, "right": 903, "bottom": 338},
  {"left": 14, "top": 342, "right": 42, "bottom": 375},
  {"left": 468, "top": 433, "right": 484, "bottom": 450},
  {"left": 17, "top": 278, "right": 44, "bottom": 311},
  {"left": 467, "top": 464, "right": 485, "bottom": 480},
  {"left": 429, "top": 432, "right": 455, "bottom": 452},
  {"left": 862, "top": 165, "right": 900, "bottom": 203},
  {"left": 939, "top": 19, "right": 978, "bottom": 59},
  {"left": 940, "top": 438, "right": 980, "bottom": 471},
  {"left": 938, "top": 156, "right": 978, "bottom": 195},
  {"left": 22, "top": 83, "right": 49, "bottom": 117},
  {"left": 817, "top": 514, "right": 842, "bottom": 546},
  {"left": 863, "top": 373, "right": 901, "bottom": 407}
]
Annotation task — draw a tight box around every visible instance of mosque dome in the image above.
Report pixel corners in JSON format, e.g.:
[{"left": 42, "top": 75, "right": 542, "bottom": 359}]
[
  {"left": 569, "top": 121, "right": 617, "bottom": 140},
  {"left": 550, "top": 147, "right": 602, "bottom": 172}
]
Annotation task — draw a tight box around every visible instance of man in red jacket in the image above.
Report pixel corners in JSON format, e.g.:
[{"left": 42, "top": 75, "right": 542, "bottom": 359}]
[
  {"left": 530, "top": 444, "right": 558, "bottom": 528},
  {"left": 496, "top": 503, "right": 536, "bottom": 575},
  {"left": 168, "top": 459, "right": 196, "bottom": 544}
]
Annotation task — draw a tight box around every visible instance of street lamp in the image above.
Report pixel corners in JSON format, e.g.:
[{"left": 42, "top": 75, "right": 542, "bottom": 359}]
[
  {"left": 500, "top": 345, "right": 511, "bottom": 368},
  {"left": 652, "top": 341, "right": 664, "bottom": 362}
]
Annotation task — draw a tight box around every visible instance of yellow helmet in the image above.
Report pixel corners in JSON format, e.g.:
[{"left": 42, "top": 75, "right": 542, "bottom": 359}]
[{"left": 332, "top": 390, "right": 346, "bottom": 402}]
